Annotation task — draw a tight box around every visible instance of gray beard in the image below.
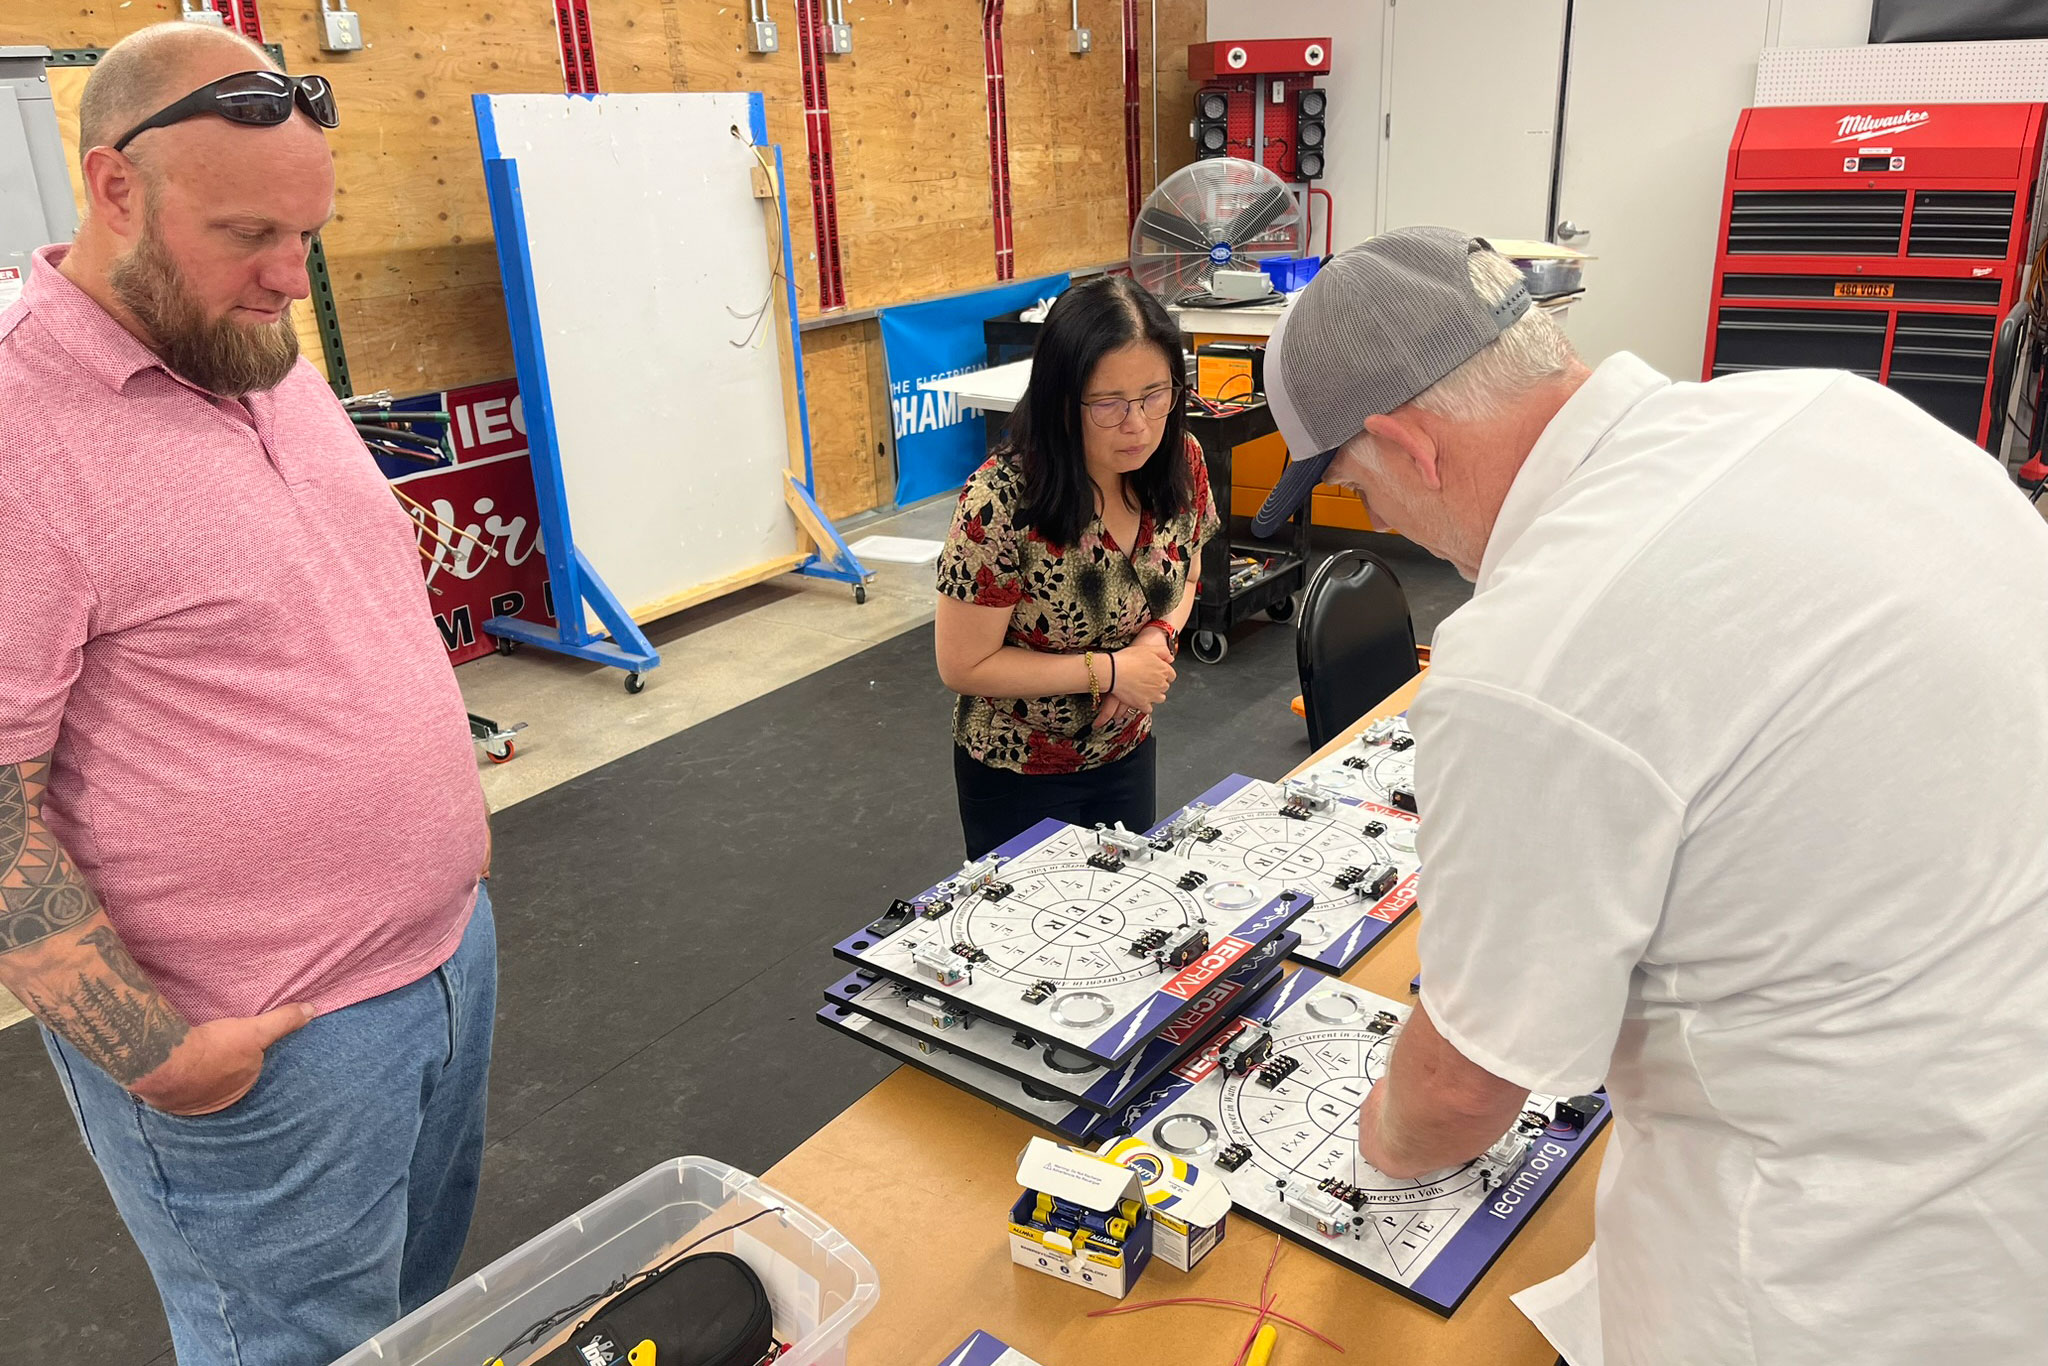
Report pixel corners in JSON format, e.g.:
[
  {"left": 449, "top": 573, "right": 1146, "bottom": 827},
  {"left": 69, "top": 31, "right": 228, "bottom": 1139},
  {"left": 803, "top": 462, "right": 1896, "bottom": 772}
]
[{"left": 110, "top": 223, "right": 300, "bottom": 398}]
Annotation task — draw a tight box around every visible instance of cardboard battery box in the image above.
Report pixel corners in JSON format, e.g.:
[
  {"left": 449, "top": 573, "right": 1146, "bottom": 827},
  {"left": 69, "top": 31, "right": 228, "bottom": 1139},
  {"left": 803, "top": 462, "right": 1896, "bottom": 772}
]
[
  {"left": 1098, "top": 1136, "right": 1233, "bottom": 1272},
  {"left": 1008, "top": 1137, "right": 1153, "bottom": 1299}
]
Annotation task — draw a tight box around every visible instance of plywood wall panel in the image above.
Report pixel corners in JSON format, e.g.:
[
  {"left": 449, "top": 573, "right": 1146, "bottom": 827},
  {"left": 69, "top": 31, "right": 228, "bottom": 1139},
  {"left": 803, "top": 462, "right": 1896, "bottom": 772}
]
[
  {"left": 1005, "top": 0, "right": 1128, "bottom": 280},
  {"left": 1142, "top": 0, "right": 1205, "bottom": 202},
  {"left": 824, "top": 0, "right": 993, "bottom": 311},
  {"left": 801, "top": 319, "right": 887, "bottom": 519},
  {"left": 0, "top": 5, "right": 169, "bottom": 48}
]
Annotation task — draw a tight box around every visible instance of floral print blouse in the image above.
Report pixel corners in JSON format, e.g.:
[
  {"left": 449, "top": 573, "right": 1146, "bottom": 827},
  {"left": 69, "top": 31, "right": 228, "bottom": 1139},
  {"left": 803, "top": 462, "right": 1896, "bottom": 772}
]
[{"left": 937, "top": 435, "right": 1220, "bottom": 774}]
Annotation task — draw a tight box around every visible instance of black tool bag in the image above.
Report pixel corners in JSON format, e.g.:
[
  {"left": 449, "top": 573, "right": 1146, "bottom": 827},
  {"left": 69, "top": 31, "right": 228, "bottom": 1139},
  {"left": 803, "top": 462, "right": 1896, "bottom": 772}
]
[{"left": 531, "top": 1252, "right": 777, "bottom": 1366}]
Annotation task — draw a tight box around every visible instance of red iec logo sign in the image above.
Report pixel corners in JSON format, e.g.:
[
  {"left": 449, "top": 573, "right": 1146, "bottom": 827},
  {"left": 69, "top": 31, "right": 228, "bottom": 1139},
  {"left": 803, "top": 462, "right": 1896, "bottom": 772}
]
[
  {"left": 1158, "top": 977, "right": 1247, "bottom": 1046},
  {"left": 1160, "top": 936, "right": 1255, "bottom": 1002},
  {"left": 1370, "top": 873, "right": 1420, "bottom": 924}
]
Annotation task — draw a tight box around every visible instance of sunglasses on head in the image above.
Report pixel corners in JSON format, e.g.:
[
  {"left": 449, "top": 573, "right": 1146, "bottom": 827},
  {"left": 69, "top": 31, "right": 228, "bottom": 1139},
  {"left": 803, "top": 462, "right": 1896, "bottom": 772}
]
[{"left": 111, "top": 69, "right": 338, "bottom": 154}]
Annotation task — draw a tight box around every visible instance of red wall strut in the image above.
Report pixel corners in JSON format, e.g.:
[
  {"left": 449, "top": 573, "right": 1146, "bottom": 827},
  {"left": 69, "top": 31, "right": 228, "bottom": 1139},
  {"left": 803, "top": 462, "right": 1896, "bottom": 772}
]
[
  {"left": 795, "top": 0, "right": 849, "bottom": 309},
  {"left": 982, "top": 0, "right": 1016, "bottom": 280},
  {"left": 221, "top": 0, "right": 264, "bottom": 42},
  {"left": 553, "top": 1, "right": 600, "bottom": 96}
]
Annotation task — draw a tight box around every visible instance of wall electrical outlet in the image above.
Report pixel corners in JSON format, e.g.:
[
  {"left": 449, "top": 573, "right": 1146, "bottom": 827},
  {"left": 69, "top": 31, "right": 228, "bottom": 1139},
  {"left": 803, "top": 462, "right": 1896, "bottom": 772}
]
[
  {"left": 826, "top": 22, "right": 854, "bottom": 54},
  {"left": 321, "top": 1, "right": 366, "bottom": 52},
  {"left": 747, "top": 20, "right": 781, "bottom": 54},
  {"left": 1069, "top": 27, "right": 1092, "bottom": 54},
  {"left": 179, "top": 1, "right": 227, "bottom": 26}
]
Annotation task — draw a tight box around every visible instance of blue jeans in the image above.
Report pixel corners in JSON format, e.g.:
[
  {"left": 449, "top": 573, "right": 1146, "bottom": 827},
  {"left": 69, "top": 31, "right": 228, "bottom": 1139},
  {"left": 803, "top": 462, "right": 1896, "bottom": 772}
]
[{"left": 43, "top": 883, "right": 497, "bottom": 1366}]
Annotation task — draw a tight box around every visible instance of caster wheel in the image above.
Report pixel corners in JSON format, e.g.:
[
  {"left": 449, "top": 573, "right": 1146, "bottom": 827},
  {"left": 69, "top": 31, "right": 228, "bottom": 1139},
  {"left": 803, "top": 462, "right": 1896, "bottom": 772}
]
[
  {"left": 486, "top": 742, "right": 515, "bottom": 764},
  {"left": 1265, "top": 593, "right": 1296, "bottom": 623},
  {"left": 494, "top": 637, "right": 519, "bottom": 657},
  {"left": 624, "top": 672, "right": 646, "bottom": 694},
  {"left": 1190, "top": 630, "right": 1228, "bottom": 664},
  {"left": 854, "top": 584, "right": 868, "bottom": 605}
]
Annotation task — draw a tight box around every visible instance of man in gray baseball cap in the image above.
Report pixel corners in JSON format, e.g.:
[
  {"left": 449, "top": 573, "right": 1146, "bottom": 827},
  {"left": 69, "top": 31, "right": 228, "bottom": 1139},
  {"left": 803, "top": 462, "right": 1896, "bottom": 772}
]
[
  {"left": 1273, "top": 227, "right": 2048, "bottom": 1365},
  {"left": 1251, "top": 226, "right": 1581, "bottom": 562}
]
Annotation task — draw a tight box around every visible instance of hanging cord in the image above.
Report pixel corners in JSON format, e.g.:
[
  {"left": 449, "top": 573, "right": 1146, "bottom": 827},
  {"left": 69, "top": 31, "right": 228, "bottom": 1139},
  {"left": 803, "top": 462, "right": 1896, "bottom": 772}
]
[{"left": 728, "top": 125, "right": 791, "bottom": 349}]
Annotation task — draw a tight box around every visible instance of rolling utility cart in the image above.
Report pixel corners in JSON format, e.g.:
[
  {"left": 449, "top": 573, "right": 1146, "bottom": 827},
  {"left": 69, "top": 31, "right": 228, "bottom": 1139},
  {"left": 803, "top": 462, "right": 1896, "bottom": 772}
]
[{"left": 1185, "top": 399, "right": 1310, "bottom": 664}]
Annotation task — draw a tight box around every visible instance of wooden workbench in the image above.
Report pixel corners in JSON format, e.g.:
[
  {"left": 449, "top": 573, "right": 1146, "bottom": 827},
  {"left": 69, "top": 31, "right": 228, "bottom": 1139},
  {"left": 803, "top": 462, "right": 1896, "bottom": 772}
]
[{"left": 767, "top": 676, "right": 1606, "bottom": 1363}]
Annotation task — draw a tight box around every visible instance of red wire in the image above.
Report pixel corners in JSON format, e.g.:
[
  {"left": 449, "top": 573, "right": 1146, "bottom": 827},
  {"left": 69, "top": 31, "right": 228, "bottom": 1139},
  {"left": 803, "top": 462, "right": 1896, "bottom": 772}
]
[
  {"left": 1309, "top": 187, "right": 1336, "bottom": 258},
  {"left": 1088, "top": 1236, "right": 1345, "bottom": 1360},
  {"left": 1230, "top": 1237, "right": 1286, "bottom": 1366},
  {"left": 1086, "top": 1297, "right": 1343, "bottom": 1353}
]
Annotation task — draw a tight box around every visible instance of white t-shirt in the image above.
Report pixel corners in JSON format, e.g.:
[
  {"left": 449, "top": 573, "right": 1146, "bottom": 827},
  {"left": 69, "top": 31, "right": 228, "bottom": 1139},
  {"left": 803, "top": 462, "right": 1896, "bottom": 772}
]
[{"left": 1412, "top": 353, "right": 2048, "bottom": 1365}]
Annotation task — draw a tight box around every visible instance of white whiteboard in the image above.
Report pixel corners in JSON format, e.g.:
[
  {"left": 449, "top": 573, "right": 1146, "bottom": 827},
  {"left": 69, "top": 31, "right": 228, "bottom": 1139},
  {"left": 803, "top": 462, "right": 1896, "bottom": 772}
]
[{"left": 478, "top": 93, "right": 797, "bottom": 627}]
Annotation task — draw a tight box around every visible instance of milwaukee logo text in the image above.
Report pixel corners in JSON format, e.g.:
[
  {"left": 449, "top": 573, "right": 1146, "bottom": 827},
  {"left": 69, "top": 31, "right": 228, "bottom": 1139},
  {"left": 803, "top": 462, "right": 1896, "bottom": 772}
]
[{"left": 1833, "top": 109, "right": 1929, "bottom": 143}]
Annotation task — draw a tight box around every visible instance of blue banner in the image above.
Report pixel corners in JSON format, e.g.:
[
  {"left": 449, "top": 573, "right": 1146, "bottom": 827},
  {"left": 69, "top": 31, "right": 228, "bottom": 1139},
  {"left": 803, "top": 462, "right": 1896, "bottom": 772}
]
[{"left": 881, "top": 273, "right": 1070, "bottom": 506}]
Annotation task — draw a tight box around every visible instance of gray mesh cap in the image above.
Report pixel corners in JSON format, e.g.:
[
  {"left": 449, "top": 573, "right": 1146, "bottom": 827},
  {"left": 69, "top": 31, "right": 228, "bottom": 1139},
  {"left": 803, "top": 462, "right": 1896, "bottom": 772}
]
[{"left": 1252, "top": 227, "right": 1531, "bottom": 537}]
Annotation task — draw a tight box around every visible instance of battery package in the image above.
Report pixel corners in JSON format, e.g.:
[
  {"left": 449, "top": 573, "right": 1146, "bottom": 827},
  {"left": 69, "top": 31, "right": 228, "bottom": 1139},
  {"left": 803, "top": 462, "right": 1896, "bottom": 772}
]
[{"left": 1195, "top": 341, "right": 1264, "bottom": 402}]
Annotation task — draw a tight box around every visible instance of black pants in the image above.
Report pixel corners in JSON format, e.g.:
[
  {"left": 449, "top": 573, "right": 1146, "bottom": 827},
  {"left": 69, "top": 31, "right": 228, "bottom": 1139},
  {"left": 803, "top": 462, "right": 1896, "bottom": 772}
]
[{"left": 954, "top": 736, "right": 1158, "bottom": 860}]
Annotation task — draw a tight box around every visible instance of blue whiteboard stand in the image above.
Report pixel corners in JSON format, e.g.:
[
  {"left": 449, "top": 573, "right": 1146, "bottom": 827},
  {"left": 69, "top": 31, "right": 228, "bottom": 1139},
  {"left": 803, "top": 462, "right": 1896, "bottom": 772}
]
[
  {"left": 474, "top": 94, "right": 868, "bottom": 682},
  {"left": 475, "top": 141, "right": 661, "bottom": 692},
  {"left": 769, "top": 136, "right": 871, "bottom": 600}
]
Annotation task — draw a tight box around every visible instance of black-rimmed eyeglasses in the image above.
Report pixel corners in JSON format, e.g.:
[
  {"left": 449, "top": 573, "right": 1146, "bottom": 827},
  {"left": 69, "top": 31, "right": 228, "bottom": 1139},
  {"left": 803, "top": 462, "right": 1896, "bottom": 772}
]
[
  {"left": 1083, "top": 384, "right": 1181, "bottom": 428},
  {"left": 112, "top": 70, "right": 338, "bottom": 154}
]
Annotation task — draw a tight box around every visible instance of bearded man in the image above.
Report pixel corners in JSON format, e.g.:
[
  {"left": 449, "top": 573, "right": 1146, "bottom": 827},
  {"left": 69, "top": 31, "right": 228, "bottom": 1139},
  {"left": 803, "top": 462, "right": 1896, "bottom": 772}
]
[{"left": 0, "top": 24, "right": 494, "bottom": 1364}]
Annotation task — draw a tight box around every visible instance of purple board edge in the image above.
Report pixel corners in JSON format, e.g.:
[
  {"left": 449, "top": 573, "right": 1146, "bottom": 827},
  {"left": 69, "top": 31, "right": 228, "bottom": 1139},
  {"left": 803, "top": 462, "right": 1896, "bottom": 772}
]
[
  {"left": 1119, "top": 966, "right": 1611, "bottom": 1317},
  {"left": 933, "top": 1330, "right": 1025, "bottom": 1366},
  {"left": 815, "top": 932, "right": 1299, "bottom": 1113},
  {"left": 1405, "top": 1103, "right": 1612, "bottom": 1312},
  {"left": 1298, "top": 899, "right": 1413, "bottom": 973}
]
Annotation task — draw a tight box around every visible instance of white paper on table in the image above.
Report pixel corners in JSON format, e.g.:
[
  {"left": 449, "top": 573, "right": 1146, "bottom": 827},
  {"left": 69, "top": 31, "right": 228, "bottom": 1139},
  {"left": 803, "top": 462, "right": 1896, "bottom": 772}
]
[{"left": 1511, "top": 1248, "right": 1603, "bottom": 1366}]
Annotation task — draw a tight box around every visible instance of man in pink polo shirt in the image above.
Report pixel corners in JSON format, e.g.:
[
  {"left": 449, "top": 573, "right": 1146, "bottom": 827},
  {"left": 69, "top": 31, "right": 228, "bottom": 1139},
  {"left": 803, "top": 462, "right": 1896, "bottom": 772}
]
[{"left": 0, "top": 25, "right": 492, "bottom": 1364}]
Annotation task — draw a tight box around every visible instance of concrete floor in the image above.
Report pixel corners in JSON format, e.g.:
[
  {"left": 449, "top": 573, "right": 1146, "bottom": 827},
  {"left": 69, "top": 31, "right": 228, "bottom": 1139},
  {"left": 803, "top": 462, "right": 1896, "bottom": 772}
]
[{"left": 463, "top": 497, "right": 956, "bottom": 812}]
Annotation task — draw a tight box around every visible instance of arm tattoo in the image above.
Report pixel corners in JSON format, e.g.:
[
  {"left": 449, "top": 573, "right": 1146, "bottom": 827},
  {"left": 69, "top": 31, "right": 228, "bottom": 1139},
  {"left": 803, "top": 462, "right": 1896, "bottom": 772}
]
[
  {"left": 0, "top": 758, "right": 99, "bottom": 952},
  {"left": 0, "top": 757, "right": 190, "bottom": 1083}
]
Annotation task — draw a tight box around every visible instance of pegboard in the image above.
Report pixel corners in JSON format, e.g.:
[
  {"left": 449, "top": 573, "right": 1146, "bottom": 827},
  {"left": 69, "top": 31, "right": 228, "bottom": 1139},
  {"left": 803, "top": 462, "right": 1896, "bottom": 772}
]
[{"left": 1757, "top": 39, "right": 2048, "bottom": 106}]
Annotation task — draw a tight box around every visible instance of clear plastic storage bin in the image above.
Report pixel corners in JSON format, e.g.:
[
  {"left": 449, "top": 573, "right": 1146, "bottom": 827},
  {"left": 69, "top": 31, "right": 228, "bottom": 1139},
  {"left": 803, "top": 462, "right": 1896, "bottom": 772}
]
[{"left": 331, "top": 1156, "right": 878, "bottom": 1366}]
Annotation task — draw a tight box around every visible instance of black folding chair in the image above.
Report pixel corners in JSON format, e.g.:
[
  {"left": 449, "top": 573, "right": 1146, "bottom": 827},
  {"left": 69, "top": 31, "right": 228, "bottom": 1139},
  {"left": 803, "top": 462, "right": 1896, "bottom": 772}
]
[{"left": 1295, "top": 550, "right": 1421, "bottom": 750}]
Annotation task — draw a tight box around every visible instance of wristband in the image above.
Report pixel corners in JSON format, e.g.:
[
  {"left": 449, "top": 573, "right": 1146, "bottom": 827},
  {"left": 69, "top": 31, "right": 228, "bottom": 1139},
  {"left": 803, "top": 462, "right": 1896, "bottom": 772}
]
[{"left": 1144, "top": 619, "right": 1180, "bottom": 656}]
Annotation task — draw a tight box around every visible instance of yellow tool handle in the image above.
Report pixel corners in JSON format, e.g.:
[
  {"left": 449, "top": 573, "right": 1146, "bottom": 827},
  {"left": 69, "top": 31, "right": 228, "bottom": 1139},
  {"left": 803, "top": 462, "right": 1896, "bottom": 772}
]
[
  {"left": 628, "top": 1340, "right": 658, "bottom": 1366},
  {"left": 1246, "top": 1324, "right": 1277, "bottom": 1366}
]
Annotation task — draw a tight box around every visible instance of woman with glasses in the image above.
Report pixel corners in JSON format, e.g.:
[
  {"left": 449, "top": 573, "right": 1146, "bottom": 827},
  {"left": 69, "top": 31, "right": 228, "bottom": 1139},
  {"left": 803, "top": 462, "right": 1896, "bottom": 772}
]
[{"left": 935, "top": 274, "right": 1219, "bottom": 858}]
